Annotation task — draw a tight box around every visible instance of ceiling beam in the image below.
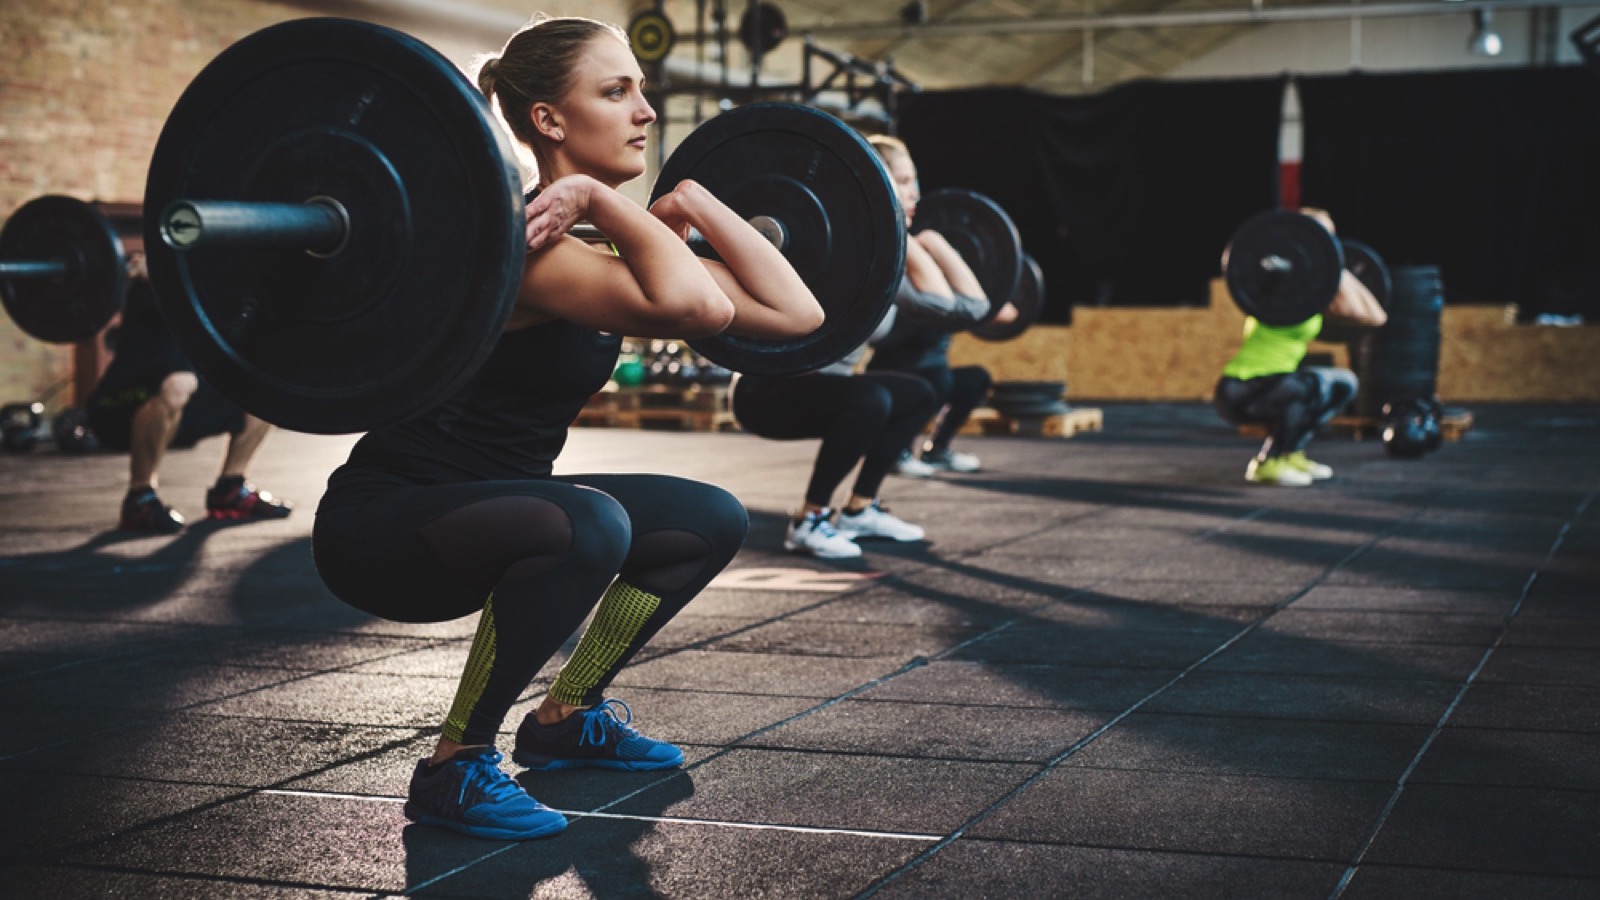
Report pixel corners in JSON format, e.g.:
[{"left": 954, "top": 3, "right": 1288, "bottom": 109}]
[{"left": 775, "top": 0, "right": 1600, "bottom": 41}]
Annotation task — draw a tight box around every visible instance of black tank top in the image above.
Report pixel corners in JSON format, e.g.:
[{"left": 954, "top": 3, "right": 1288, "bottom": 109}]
[{"left": 334, "top": 318, "right": 621, "bottom": 485}]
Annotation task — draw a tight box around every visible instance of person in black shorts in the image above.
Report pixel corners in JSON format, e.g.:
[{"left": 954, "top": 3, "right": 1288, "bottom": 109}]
[
  {"left": 731, "top": 324, "right": 938, "bottom": 559},
  {"left": 87, "top": 248, "right": 291, "bottom": 532},
  {"left": 862, "top": 136, "right": 1015, "bottom": 476},
  {"left": 311, "top": 15, "right": 824, "bottom": 841}
]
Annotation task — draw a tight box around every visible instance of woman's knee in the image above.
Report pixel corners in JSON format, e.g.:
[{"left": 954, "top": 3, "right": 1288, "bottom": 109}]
[
  {"left": 841, "top": 382, "right": 895, "bottom": 424},
  {"left": 955, "top": 365, "right": 992, "bottom": 393},
  {"left": 564, "top": 490, "right": 633, "bottom": 574},
  {"left": 695, "top": 483, "right": 750, "bottom": 552}
]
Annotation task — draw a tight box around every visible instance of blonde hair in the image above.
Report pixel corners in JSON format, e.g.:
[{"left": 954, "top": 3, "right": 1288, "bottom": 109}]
[
  {"left": 475, "top": 16, "right": 629, "bottom": 176},
  {"left": 866, "top": 134, "right": 910, "bottom": 165}
]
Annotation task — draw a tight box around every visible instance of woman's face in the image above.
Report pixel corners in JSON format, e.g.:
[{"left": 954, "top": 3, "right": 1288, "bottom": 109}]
[
  {"left": 545, "top": 35, "right": 656, "bottom": 187},
  {"left": 885, "top": 152, "right": 919, "bottom": 224}
]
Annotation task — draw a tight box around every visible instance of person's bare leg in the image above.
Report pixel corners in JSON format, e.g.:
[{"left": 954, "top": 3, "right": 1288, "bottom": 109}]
[
  {"left": 218, "top": 414, "right": 273, "bottom": 478},
  {"left": 128, "top": 373, "right": 197, "bottom": 491}
]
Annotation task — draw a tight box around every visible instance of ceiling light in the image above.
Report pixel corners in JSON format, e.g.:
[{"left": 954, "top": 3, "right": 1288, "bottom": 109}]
[{"left": 1470, "top": 9, "right": 1503, "bottom": 56}]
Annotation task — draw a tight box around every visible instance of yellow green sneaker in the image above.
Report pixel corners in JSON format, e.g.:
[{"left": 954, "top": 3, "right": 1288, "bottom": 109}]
[
  {"left": 1246, "top": 456, "right": 1314, "bottom": 486},
  {"left": 1284, "top": 451, "right": 1333, "bottom": 480}
]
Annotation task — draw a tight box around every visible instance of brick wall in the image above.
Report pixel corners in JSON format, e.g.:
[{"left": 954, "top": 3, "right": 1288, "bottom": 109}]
[
  {"left": 1, "top": 0, "right": 305, "bottom": 409},
  {"left": 0, "top": 0, "right": 631, "bottom": 415}
]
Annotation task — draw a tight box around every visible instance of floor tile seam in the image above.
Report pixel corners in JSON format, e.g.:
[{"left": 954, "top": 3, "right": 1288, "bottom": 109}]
[
  {"left": 396, "top": 654, "right": 956, "bottom": 890},
  {"left": 1385, "top": 777, "right": 1600, "bottom": 795},
  {"left": 929, "top": 833, "right": 1363, "bottom": 866},
  {"left": 819, "top": 692, "right": 1470, "bottom": 717},
  {"left": 1329, "top": 491, "right": 1593, "bottom": 900},
  {"left": 580, "top": 655, "right": 939, "bottom": 816},
  {"left": 1032, "top": 762, "right": 1402, "bottom": 786},
  {"left": 936, "top": 503, "right": 1287, "bottom": 661},
  {"left": 0, "top": 662, "right": 377, "bottom": 763},
  {"left": 1470, "top": 675, "right": 1600, "bottom": 688},
  {"left": 856, "top": 499, "right": 1439, "bottom": 897},
  {"left": 1, "top": 859, "right": 379, "bottom": 895},
  {"left": 0, "top": 628, "right": 452, "bottom": 685},
  {"left": 1333, "top": 859, "right": 1600, "bottom": 882},
  {"left": 700, "top": 741, "right": 1081, "bottom": 766},
  {"left": 565, "top": 584, "right": 896, "bottom": 673},
  {"left": 15, "top": 730, "right": 432, "bottom": 863}
]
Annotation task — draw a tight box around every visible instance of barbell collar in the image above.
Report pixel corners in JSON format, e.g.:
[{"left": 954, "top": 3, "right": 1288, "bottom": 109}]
[
  {"left": 746, "top": 215, "right": 788, "bottom": 251},
  {"left": 0, "top": 260, "right": 71, "bottom": 279},
  {"left": 161, "top": 198, "right": 349, "bottom": 256}
]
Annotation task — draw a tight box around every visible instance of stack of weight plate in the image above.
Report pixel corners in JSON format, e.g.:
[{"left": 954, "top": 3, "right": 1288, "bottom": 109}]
[
  {"left": 1350, "top": 265, "right": 1444, "bottom": 419},
  {"left": 989, "top": 381, "right": 1069, "bottom": 418}
]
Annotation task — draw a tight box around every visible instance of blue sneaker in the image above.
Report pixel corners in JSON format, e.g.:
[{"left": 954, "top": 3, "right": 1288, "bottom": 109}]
[
  {"left": 403, "top": 747, "right": 567, "bottom": 840},
  {"left": 513, "top": 698, "right": 684, "bottom": 772}
]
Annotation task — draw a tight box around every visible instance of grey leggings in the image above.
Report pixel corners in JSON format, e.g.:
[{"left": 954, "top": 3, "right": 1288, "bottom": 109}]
[{"left": 1214, "top": 367, "right": 1359, "bottom": 457}]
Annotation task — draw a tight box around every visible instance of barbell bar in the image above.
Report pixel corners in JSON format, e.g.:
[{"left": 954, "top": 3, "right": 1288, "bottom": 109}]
[{"left": 138, "top": 18, "right": 906, "bottom": 434}]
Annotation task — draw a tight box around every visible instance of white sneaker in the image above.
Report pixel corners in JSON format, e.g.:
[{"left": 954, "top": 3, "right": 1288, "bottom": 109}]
[
  {"left": 894, "top": 452, "right": 936, "bottom": 478},
  {"left": 1246, "top": 456, "right": 1315, "bottom": 487},
  {"left": 836, "top": 501, "right": 925, "bottom": 542},
  {"left": 783, "top": 510, "right": 862, "bottom": 559},
  {"left": 921, "top": 447, "right": 980, "bottom": 473},
  {"left": 1285, "top": 451, "right": 1334, "bottom": 480}
]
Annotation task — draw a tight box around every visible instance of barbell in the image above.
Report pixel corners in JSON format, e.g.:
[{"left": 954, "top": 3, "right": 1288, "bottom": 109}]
[
  {"left": 1221, "top": 209, "right": 1391, "bottom": 327},
  {"left": 905, "top": 188, "right": 1042, "bottom": 342},
  {"left": 133, "top": 18, "right": 907, "bottom": 434},
  {"left": 0, "top": 195, "right": 127, "bottom": 344}
]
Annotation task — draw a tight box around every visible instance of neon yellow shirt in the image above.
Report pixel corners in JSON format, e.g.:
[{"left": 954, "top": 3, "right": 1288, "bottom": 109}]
[{"left": 1221, "top": 315, "right": 1322, "bottom": 380}]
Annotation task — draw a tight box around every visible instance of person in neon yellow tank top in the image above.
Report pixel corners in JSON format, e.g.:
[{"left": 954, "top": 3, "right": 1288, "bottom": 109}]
[{"left": 1214, "top": 209, "right": 1389, "bottom": 486}]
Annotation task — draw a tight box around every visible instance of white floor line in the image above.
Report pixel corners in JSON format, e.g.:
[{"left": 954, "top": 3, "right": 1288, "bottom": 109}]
[{"left": 258, "top": 788, "right": 941, "bottom": 841}]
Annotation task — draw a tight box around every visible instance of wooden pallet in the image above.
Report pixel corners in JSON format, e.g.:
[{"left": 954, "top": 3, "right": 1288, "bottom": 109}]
[
  {"left": 959, "top": 406, "right": 1104, "bottom": 438},
  {"left": 576, "top": 384, "right": 738, "bottom": 432},
  {"left": 1238, "top": 409, "right": 1473, "bottom": 442}
]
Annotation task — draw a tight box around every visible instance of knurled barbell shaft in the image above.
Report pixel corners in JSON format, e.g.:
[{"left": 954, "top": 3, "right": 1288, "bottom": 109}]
[
  {"left": 161, "top": 199, "right": 348, "bottom": 255},
  {"left": 0, "top": 260, "right": 70, "bottom": 279}
]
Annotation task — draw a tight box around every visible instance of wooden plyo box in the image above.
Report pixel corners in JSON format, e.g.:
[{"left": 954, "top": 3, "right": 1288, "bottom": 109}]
[
  {"left": 960, "top": 406, "right": 1104, "bottom": 438},
  {"left": 576, "top": 384, "right": 738, "bottom": 432}
]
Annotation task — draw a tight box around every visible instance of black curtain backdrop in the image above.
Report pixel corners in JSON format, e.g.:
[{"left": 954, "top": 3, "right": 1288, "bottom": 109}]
[
  {"left": 897, "top": 78, "right": 1284, "bottom": 324},
  {"left": 1299, "top": 67, "right": 1600, "bottom": 318}
]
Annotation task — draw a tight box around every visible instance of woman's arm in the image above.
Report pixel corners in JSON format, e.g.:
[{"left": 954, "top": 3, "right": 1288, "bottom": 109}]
[
  {"left": 510, "top": 175, "right": 735, "bottom": 338},
  {"left": 891, "top": 232, "right": 991, "bottom": 330},
  {"left": 1326, "top": 269, "right": 1389, "bottom": 328},
  {"left": 914, "top": 230, "right": 985, "bottom": 299},
  {"left": 651, "top": 181, "right": 824, "bottom": 339}
]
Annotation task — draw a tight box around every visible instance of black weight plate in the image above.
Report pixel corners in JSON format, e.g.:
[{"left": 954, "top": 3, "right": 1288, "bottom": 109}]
[
  {"left": 144, "top": 18, "right": 524, "bottom": 434},
  {"left": 912, "top": 189, "right": 1023, "bottom": 327},
  {"left": 738, "top": 2, "right": 788, "bottom": 54},
  {"left": 1340, "top": 239, "right": 1391, "bottom": 310},
  {"left": 627, "top": 11, "right": 675, "bottom": 63},
  {"left": 652, "top": 102, "right": 904, "bottom": 376},
  {"left": 972, "top": 253, "right": 1042, "bottom": 342},
  {"left": 0, "top": 195, "right": 126, "bottom": 343},
  {"left": 1222, "top": 210, "right": 1342, "bottom": 327},
  {"left": 990, "top": 380, "right": 1065, "bottom": 400}
]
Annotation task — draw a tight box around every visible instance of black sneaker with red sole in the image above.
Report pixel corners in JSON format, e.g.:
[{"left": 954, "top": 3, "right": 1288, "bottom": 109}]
[
  {"left": 120, "top": 490, "right": 186, "bottom": 534},
  {"left": 205, "top": 481, "right": 292, "bottom": 521}
]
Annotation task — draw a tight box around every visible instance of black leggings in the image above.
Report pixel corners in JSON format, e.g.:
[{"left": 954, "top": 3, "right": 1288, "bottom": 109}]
[
  {"left": 866, "top": 362, "right": 992, "bottom": 452},
  {"left": 1214, "top": 367, "right": 1359, "bottom": 457},
  {"left": 313, "top": 471, "right": 747, "bottom": 743},
  {"left": 733, "top": 371, "right": 936, "bottom": 508}
]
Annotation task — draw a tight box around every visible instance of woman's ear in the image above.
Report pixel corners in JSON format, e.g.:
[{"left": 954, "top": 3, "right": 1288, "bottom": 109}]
[{"left": 531, "top": 103, "right": 565, "bottom": 142}]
